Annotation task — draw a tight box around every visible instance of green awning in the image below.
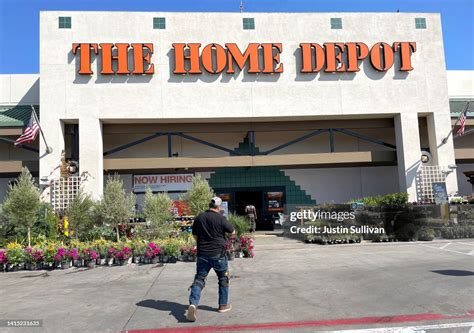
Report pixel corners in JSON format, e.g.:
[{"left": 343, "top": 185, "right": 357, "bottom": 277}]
[
  {"left": 0, "top": 105, "right": 39, "bottom": 128},
  {"left": 450, "top": 99, "right": 474, "bottom": 118}
]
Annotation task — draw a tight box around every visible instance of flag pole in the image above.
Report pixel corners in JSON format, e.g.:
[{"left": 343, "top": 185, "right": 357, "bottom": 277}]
[
  {"left": 31, "top": 105, "right": 53, "bottom": 153},
  {"left": 441, "top": 101, "right": 469, "bottom": 144}
]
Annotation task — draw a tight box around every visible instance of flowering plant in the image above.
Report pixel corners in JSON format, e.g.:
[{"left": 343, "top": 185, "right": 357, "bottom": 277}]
[
  {"left": 0, "top": 250, "right": 7, "bottom": 264},
  {"left": 6, "top": 242, "right": 25, "bottom": 265},
  {"left": 82, "top": 248, "right": 98, "bottom": 262},
  {"left": 144, "top": 242, "right": 161, "bottom": 259},
  {"left": 188, "top": 246, "right": 197, "bottom": 256},
  {"left": 24, "top": 247, "right": 44, "bottom": 264},
  {"left": 42, "top": 243, "right": 58, "bottom": 264},
  {"left": 68, "top": 248, "right": 80, "bottom": 260},
  {"left": 239, "top": 235, "right": 255, "bottom": 258},
  {"left": 92, "top": 239, "right": 109, "bottom": 258},
  {"left": 225, "top": 235, "right": 237, "bottom": 254},
  {"left": 107, "top": 246, "right": 118, "bottom": 259},
  {"left": 131, "top": 240, "right": 147, "bottom": 257},
  {"left": 54, "top": 247, "right": 69, "bottom": 263},
  {"left": 115, "top": 246, "right": 132, "bottom": 261}
]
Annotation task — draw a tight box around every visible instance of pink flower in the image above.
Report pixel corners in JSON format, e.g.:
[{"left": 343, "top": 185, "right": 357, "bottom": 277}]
[{"left": 0, "top": 250, "right": 6, "bottom": 264}]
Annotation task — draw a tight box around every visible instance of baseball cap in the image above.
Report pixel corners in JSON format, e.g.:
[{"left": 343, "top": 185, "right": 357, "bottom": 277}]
[{"left": 211, "top": 196, "right": 222, "bottom": 206}]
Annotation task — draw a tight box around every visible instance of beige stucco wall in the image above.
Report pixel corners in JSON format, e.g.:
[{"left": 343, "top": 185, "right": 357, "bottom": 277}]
[{"left": 38, "top": 11, "right": 458, "bottom": 200}]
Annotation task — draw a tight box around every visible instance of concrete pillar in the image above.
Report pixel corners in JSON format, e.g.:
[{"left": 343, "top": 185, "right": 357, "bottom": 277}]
[
  {"left": 79, "top": 117, "right": 103, "bottom": 200},
  {"left": 426, "top": 112, "right": 458, "bottom": 195},
  {"left": 39, "top": 119, "right": 65, "bottom": 201},
  {"left": 394, "top": 113, "right": 421, "bottom": 202}
]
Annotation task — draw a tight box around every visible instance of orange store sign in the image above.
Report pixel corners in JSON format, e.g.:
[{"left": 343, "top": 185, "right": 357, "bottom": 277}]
[{"left": 71, "top": 41, "right": 417, "bottom": 75}]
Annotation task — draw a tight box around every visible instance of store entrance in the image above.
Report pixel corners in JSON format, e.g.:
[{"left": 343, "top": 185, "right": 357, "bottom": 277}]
[
  {"left": 235, "top": 190, "right": 263, "bottom": 216},
  {"left": 215, "top": 186, "right": 285, "bottom": 231}
]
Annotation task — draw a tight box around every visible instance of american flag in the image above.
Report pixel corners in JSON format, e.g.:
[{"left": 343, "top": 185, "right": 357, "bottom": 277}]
[
  {"left": 14, "top": 111, "right": 40, "bottom": 146},
  {"left": 456, "top": 103, "right": 468, "bottom": 136}
]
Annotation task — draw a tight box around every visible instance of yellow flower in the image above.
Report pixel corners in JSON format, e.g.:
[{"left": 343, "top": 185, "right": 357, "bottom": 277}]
[{"left": 6, "top": 241, "right": 22, "bottom": 250}]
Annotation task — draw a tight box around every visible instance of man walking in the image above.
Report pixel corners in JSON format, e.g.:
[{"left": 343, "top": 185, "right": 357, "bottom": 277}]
[
  {"left": 245, "top": 203, "right": 257, "bottom": 232},
  {"left": 187, "top": 197, "right": 235, "bottom": 322}
]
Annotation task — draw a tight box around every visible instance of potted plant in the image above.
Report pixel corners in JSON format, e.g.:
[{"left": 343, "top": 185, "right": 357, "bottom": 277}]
[
  {"left": 6, "top": 242, "right": 25, "bottom": 272},
  {"left": 0, "top": 250, "right": 6, "bottom": 272},
  {"left": 69, "top": 248, "right": 82, "bottom": 267},
  {"left": 132, "top": 240, "right": 147, "bottom": 264},
  {"left": 115, "top": 246, "right": 132, "bottom": 266},
  {"left": 42, "top": 243, "right": 58, "bottom": 270},
  {"left": 144, "top": 242, "right": 161, "bottom": 264},
  {"left": 187, "top": 246, "right": 197, "bottom": 262},
  {"left": 239, "top": 235, "right": 254, "bottom": 258},
  {"left": 24, "top": 247, "right": 43, "bottom": 270},
  {"left": 225, "top": 237, "right": 235, "bottom": 261},
  {"left": 82, "top": 248, "right": 98, "bottom": 268},
  {"left": 93, "top": 240, "right": 109, "bottom": 266},
  {"left": 54, "top": 247, "right": 71, "bottom": 270},
  {"left": 164, "top": 241, "right": 180, "bottom": 263},
  {"left": 107, "top": 246, "right": 117, "bottom": 266}
]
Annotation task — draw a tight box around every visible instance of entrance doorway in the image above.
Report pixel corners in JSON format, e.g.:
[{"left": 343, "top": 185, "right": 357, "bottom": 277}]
[{"left": 215, "top": 186, "right": 285, "bottom": 231}]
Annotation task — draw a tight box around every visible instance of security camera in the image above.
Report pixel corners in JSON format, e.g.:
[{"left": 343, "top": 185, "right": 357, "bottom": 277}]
[{"left": 448, "top": 164, "right": 457, "bottom": 170}]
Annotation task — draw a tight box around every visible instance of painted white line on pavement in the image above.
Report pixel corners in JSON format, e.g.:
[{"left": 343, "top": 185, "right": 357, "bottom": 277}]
[
  {"left": 325, "top": 321, "right": 474, "bottom": 333},
  {"left": 458, "top": 242, "right": 474, "bottom": 247},
  {"left": 419, "top": 243, "right": 474, "bottom": 256},
  {"left": 440, "top": 242, "right": 451, "bottom": 249}
]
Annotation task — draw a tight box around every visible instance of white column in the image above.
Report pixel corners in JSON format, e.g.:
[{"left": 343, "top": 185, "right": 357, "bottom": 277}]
[
  {"left": 79, "top": 117, "right": 103, "bottom": 200},
  {"left": 426, "top": 112, "right": 458, "bottom": 195},
  {"left": 394, "top": 113, "right": 421, "bottom": 202},
  {"left": 39, "top": 118, "right": 65, "bottom": 201}
]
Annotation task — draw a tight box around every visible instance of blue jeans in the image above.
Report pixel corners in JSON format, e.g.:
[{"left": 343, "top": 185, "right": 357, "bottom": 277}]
[{"left": 189, "top": 255, "right": 229, "bottom": 306}]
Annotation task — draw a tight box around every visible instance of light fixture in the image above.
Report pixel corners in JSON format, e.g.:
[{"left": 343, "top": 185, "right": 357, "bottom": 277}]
[{"left": 420, "top": 151, "right": 432, "bottom": 164}]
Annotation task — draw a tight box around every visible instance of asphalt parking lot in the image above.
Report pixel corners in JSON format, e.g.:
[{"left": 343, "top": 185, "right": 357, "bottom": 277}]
[{"left": 1, "top": 236, "right": 473, "bottom": 333}]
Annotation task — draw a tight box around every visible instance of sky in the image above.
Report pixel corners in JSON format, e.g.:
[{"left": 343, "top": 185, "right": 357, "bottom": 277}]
[{"left": 0, "top": 0, "right": 473, "bottom": 74}]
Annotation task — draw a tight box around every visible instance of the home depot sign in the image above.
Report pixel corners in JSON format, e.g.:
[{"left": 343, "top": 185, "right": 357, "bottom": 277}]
[
  {"left": 71, "top": 41, "right": 417, "bottom": 75},
  {"left": 133, "top": 174, "right": 194, "bottom": 193}
]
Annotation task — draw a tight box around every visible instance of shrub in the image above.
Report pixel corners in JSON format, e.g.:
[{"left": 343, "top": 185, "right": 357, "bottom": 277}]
[
  {"left": 67, "top": 191, "right": 96, "bottom": 240},
  {"left": 183, "top": 175, "right": 214, "bottom": 215},
  {"left": 95, "top": 175, "right": 136, "bottom": 242},
  {"left": 33, "top": 203, "right": 59, "bottom": 241},
  {"left": 416, "top": 227, "right": 435, "bottom": 241},
  {"left": 351, "top": 192, "right": 409, "bottom": 207},
  {"left": 440, "top": 225, "right": 474, "bottom": 239},
  {"left": 143, "top": 188, "right": 174, "bottom": 238},
  {"left": 2, "top": 167, "right": 41, "bottom": 246},
  {"left": 228, "top": 213, "right": 250, "bottom": 236},
  {"left": 395, "top": 223, "right": 418, "bottom": 241}
]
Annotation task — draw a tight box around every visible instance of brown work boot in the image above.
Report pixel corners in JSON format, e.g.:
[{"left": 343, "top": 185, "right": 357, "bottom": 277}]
[
  {"left": 186, "top": 304, "right": 197, "bottom": 321},
  {"left": 218, "top": 304, "right": 232, "bottom": 313}
]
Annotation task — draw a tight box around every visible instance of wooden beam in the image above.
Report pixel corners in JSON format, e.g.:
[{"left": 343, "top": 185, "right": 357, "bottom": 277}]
[
  {"left": 452, "top": 119, "right": 474, "bottom": 126},
  {"left": 104, "top": 151, "right": 397, "bottom": 170},
  {"left": 455, "top": 148, "right": 474, "bottom": 162},
  {"left": 0, "top": 160, "right": 38, "bottom": 173},
  {"left": 0, "top": 128, "right": 22, "bottom": 136},
  {"left": 103, "top": 119, "right": 395, "bottom": 134}
]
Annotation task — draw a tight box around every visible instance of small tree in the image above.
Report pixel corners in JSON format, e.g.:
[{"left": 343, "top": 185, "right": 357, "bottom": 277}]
[
  {"left": 95, "top": 175, "right": 135, "bottom": 242},
  {"left": 183, "top": 175, "right": 214, "bottom": 216},
  {"left": 66, "top": 190, "right": 95, "bottom": 240},
  {"left": 2, "top": 167, "right": 41, "bottom": 246},
  {"left": 143, "top": 188, "right": 174, "bottom": 238}
]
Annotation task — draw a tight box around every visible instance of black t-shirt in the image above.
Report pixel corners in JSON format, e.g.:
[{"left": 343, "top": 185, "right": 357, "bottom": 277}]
[{"left": 192, "top": 210, "right": 235, "bottom": 258}]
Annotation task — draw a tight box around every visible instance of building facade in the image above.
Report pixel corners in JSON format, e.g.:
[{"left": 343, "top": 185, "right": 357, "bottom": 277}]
[{"left": 1, "top": 12, "right": 473, "bottom": 220}]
